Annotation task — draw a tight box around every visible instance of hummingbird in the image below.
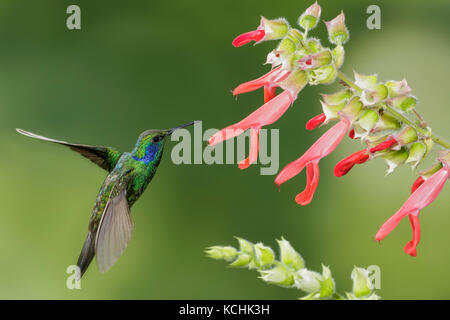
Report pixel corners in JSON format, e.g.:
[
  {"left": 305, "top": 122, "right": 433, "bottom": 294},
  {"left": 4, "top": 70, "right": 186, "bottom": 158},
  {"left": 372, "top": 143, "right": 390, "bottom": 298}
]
[{"left": 16, "top": 120, "right": 198, "bottom": 278}]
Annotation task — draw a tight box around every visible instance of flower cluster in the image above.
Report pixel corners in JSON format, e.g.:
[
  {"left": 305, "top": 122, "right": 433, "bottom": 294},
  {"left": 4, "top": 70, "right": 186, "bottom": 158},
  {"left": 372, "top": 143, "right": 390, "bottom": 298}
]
[
  {"left": 206, "top": 237, "right": 380, "bottom": 300},
  {"left": 209, "top": 1, "right": 449, "bottom": 257}
]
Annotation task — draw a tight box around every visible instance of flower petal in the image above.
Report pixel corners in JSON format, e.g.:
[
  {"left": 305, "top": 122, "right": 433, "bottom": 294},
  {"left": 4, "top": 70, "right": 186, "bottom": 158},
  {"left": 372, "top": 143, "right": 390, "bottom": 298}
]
[
  {"left": 232, "top": 29, "right": 265, "bottom": 47},
  {"left": 369, "top": 138, "right": 398, "bottom": 153},
  {"left": 209, "top": 90, "right": 294, "bottom": 146},
  {"left": 334, "top": 149, "right": 369, "bottom": 177},
  {"left": 275, "top": 117, "right": 350, "bottom": 186},
  {"left": 403, "top": 177, "right": 425, "bottom": 257},
  {"left": 305, "top": 113, "right": 326, "bottom": 131},
  {"left": 404, "top": 214, "right": 420, "bottom": 257},
  {"left": 233, "top": 67, "right": 289, "bottom": 97},
  {"left": 238, "top": 127, "right": 261, "bottom": 169},
  {"left": 295, "top": 162, "right": 320, "bottom": 205}
]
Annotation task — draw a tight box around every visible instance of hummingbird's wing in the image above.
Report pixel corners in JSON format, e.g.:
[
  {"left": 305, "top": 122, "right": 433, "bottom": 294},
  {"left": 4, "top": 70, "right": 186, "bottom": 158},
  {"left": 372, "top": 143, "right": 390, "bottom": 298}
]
[
  {"left": 16, "top": 128, "right": 122, "bottom": 172},
  {"left": 95, "top": 183, "right": 133, "bottom": 273}
]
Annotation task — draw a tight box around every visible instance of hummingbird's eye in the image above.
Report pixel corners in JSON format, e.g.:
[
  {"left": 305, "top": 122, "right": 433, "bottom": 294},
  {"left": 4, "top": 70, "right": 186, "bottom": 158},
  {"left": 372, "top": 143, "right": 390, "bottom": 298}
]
[{"left": 152, "top": 136, "right": 162, "bottom": 143}]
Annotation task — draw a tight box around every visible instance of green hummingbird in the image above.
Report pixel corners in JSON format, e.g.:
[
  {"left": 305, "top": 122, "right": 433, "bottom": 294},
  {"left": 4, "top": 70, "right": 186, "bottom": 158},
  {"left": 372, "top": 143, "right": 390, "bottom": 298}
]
[{"left": 16, "top": 120, "right": 198, "bottom": 278}]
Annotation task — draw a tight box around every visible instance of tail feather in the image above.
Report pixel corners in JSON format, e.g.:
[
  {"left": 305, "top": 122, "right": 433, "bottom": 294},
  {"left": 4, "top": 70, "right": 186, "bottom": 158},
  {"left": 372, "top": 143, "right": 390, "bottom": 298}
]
[{"left": 76, "top": 232, "right": 96, "bottom": 278}]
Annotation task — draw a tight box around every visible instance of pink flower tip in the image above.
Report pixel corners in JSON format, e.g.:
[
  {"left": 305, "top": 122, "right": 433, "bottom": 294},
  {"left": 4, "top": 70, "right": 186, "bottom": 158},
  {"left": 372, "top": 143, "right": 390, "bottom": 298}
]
[
  {"left": 369, "top": 138, "right": 398, "bottom": 153},
  {"left": 334, "top": 149, "right": 369, "bottom": 177},
  {"left": 232, "top": 30, "right": 265, "bottom": 47},
  {"left": 404, "top": 242, "right": 417, "bottom": 257},
  {"left": 306, "top": 113, "right": 326, "bottom": 131},
  {"left": 348, "top": 128, "right": 356, "bottom": 139}
]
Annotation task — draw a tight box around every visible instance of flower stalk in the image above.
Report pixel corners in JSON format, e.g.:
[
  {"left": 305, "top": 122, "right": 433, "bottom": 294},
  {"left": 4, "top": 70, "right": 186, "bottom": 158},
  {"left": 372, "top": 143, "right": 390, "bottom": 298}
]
[{"left": 206, "top": 237, "right": 381, "bottom": 300}]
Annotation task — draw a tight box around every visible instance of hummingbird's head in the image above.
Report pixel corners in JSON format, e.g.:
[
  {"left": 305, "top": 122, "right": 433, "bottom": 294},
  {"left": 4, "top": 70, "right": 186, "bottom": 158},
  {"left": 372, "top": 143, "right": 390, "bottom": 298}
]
[{"left": 132, "top": 121, "right": 199, "bottom": 164}]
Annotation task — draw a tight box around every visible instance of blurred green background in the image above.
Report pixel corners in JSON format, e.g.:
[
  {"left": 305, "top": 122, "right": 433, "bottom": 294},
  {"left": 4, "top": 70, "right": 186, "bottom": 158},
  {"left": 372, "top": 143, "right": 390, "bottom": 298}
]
[{"left": 0, "top": 0, "right": 449, "bottom": 299}]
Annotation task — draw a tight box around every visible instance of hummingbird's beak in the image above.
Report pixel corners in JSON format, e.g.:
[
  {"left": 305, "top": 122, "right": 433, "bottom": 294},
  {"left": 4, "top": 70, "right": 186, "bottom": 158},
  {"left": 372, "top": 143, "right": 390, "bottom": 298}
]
[{"left": 166, "top": 120, "right": 200, "bottom": 136}]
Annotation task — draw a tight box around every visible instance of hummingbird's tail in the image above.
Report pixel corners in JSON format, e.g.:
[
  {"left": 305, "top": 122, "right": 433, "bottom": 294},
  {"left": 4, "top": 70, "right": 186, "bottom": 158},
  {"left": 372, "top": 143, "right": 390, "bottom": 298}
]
[{"left": 76, "top": 232, "right": 96, "bottom": 278}]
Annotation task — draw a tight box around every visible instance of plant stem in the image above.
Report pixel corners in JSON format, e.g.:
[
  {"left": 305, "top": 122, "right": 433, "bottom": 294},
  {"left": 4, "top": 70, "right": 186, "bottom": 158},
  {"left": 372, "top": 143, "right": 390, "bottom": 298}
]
[{"left": 337, "top": 71, "right": 450, "bottom": 150}]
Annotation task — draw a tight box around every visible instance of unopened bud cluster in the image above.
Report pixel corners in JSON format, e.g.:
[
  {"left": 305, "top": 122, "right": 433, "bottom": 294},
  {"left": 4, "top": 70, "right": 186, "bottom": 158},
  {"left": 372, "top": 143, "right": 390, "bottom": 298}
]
[
  {"left": 323, "top": 72, "right": 433, "bottom": 175},
  {"left": 206, "top": 237, "right": 380, "bottom": 300},
  {"left": 253, "top": 2, "right": 349, "bottom": 96}
]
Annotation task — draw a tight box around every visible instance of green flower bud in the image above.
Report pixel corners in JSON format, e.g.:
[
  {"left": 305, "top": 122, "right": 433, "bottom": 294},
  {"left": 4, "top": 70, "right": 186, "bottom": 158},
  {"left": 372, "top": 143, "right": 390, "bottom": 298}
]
[
  {"left": 286, "top": 28, "right": 304, "bottom": 46},
  {"left": 318, "top": 265, "right": 335, "bottom": 298},
  {"left": 385, "top": 79, "right": 411, "bottom": 97},
  {"left": 309, "top": 65, "right": 337, "bottom": 85},
  {"left": 354, "top": 72, "right": 377, "bottom": 90},
  {"left": 351, "top": 267, "right": 373, "bottom": 298},
  {"left": 306, "top": 38, "right": 323, "bottom": 53},
  {"left": 356, "top": 109, "right": 379, "bottom": 132},
  {"left": 294, "top": 268, "right": 321, "bottom": 293},
  {"left": 388, "top": 95, "right": 417, "bottom": 112},
  {"left": 258, "top": 262, "right": 295, "bottom": 286},
  {"left": 277, "top": 38, "right": 297, "bottom": 56},
  {"left": 320, "top": 100, "right": 347, "bottom": 123},
  {"left": 259, "top": 17, "right": 290, "bottom": 41},
  {"left": 277, "top": 237, "right": 305, "bottom": 270},
  {"left": 361, "top": 84, "right": 388, "bottom": 105},
  {"left": 373, "top": 113, "right": 401, "bottom": 132},
  {"left": 321, "top": 89, "right": 352, "bottom": 105},
  {"left": 229, "top": 253, "right": 253, "bottom": 268},
  {"left": 325, "top": 12, "right": 349, "bottom": 45},
  {"left": 205, "top": 246, "right": 238, "bottom": 261},
  {"left": 396, "top": 126, "right": 418, "bottom": 145},
  {"left": 341, "top": 96, "right": 363, "bottom": 122},
  {"left": 406, "top": 142, "right": 426, "bottom": 169},
  {"left": 254, "top": 243, "right": 275, "bottom": 267},
  {"left": 272, "top": 37, "right": 298, "bottom": 68},
  {"left": 298, "top": 1, "right": 321, "bottom": 30},
  {"left": 332, "top": 45, "right": 345, "bottom": 69},
  {"left": 235, "top": 237, "right": 254, "bottom": 255},
  {"left": 382, "top": 147, "right": 409, "bottom": 174}
]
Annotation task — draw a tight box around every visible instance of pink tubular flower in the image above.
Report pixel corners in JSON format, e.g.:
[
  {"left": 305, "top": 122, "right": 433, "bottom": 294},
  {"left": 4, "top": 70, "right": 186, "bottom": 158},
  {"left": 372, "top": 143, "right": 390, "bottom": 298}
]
[
  {"left": 233, "top": 66, "right": 290, "bottom": 102},
  {"left": 306, "top": 113, "right": 326, "bottom": 131},
  {"left": 375, "top": 166, "right": 449, "bottom": 255},
  {"left": 275, "top": 117, "right": 351, "bottom": 205},
  {"left": 369, "top": 138, "right": 398, "bottom": 153},
  {"left": 232, "top": 17, "right": 288, "bottom": 47},
  {"left": 209, "top": 90, "right": 294, "bottom": 168},
  {"left": 232, "top": 30, "right": 265, "bottom": 47},
  {"left": 334, "top": 149, "right": 369, "bottom": 177}
]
